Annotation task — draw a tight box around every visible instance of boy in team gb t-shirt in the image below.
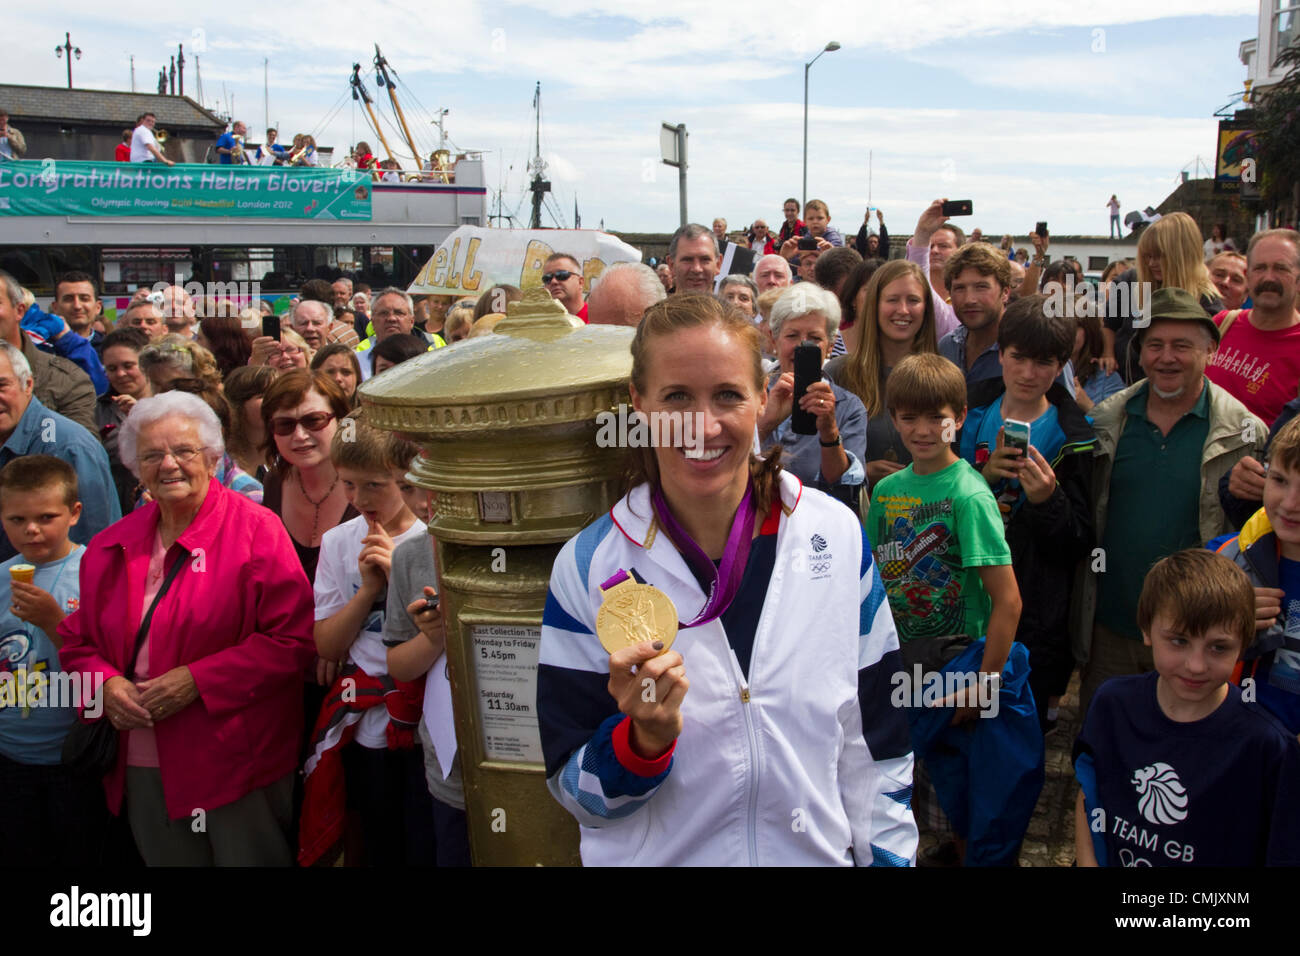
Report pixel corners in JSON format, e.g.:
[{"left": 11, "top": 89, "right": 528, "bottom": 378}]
[{"left": 1073, "top": 549, "right": 1300, "bottom": 867}]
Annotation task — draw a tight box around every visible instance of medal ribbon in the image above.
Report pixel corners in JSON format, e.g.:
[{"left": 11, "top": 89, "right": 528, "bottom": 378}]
[{"left": 649, "top": 480, "right": 756, "bottom": 628}]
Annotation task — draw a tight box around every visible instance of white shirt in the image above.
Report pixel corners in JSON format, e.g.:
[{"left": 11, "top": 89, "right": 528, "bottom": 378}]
[
  {"left": 314, "top": 514, "right": 428, "bottom": 748},
  {"left": 130, "top": 125, "right": 159, "bottom": 163}
]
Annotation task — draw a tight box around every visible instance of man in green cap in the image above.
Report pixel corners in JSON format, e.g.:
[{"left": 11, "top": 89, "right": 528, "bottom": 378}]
[{"left": 1074, "top": 286, "right": 1269, "bottom": 716}]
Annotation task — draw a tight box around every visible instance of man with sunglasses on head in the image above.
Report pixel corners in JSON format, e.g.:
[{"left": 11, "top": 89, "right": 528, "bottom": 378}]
[{"left": 542, "top": 253, "right": 588, "bottom": 322}]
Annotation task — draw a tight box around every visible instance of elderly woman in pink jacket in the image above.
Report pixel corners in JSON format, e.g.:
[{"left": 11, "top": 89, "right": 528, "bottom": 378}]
[{"left": 59, "top": 391, "right": 315, "bottom": 866}]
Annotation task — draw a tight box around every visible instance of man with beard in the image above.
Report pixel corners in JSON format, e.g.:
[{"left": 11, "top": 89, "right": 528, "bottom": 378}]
[
  {"left": 1074, "top": 288, "right": 1266, "bottom": 716},
  {"left": 937, "top": 243, "right": 1013, "bottom": 386},
  {"left": 1205, "top": 230, "right": 1300, "bottom": 426},
  {"left": 666, "top": 224, "right": 719, "bottom": 294}
]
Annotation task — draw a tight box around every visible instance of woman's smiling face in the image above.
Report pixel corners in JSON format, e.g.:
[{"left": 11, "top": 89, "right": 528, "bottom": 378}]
[{"left": 631, "top": 323, "right": 765, "bottom": 506}]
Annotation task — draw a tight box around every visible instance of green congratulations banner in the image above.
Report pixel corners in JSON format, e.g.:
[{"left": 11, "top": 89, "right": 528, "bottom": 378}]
[{"left": 0, "top": 160, "right": 373, "bottom": 220}]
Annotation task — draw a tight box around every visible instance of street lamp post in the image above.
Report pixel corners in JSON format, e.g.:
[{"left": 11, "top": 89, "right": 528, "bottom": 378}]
[
  {"left": 802, "top": 41, "right": 840, "bottom": 209},
  {"left": 54, "top": 32, "right": 82, "bottom": 90}
]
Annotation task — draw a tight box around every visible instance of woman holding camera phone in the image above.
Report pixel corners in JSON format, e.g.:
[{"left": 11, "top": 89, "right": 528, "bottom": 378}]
[
  {"left": 756, "top": 285, "right": 866, "bottom": 509},
  {"left": 537, "top": 293, "right": 915, "bottom": 866}
]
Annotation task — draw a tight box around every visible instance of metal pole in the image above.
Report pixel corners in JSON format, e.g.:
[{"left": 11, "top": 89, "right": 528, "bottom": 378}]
[
  {"left": 802, "top": 61, "right": 809, "bottom": 210},
  {"left": 802, "top": 43, "right": 839, "bottom": 210},
  {"left": 678, "top": 124, "right": 688, "bottom": 227},
  {"left": 130, "top": 55, "right": 135, "bottom": 93},
  {"left": 65, "top": 34, "right": 73, "bottom": 88}
]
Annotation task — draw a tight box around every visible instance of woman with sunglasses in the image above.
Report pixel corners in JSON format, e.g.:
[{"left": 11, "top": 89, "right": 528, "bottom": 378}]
[
  {"left": 258, "top": 369, "right": 358, "bottom": 845},
  {"left": 259, "top": 369, "right": 356, "bottom": 585}
]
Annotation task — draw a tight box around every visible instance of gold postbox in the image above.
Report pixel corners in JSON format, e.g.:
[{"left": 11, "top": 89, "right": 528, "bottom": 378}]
[{"left": 360, "top": 288, "right": 635, "bottom": 866}]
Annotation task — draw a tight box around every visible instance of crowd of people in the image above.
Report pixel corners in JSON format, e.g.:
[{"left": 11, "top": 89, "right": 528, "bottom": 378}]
[
  {"left": 540, "top": 201, "right": 1300, "bottom": 867},
  {"left": 95, "top": 112, "right": 451, "bottom": 181},
  {"left": 3, "top": 190, "right": 1300, "bottom": 869}
]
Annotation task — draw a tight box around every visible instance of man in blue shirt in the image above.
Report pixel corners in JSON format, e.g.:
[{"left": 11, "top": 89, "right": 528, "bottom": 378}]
[
  {"left": 0, "top": 342, "right": 120, "bottom": 562},
  {"left": 254, "top": 127, "right": 287, "bottom": 166},
  {"left": 215, "top": 121, "right": 248, "bottom": 165}
]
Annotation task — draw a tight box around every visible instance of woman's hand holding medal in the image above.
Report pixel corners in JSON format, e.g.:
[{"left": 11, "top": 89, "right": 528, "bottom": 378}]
[{"left": 607, "top": 641, "right": 689, "bottom": 760}]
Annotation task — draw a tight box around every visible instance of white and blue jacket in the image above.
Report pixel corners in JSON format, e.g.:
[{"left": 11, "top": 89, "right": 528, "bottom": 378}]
[{"left": 538, "top": 471, "right": 917, "bottom": 866}]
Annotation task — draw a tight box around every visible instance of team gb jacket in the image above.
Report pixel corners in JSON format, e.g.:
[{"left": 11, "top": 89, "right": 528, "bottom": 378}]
[{"left": 538, "top": 470, "right": 917, "bottom": 866}]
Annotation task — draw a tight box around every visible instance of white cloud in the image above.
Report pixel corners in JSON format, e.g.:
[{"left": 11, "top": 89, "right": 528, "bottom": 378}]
[{"left": 6, "top": 2, "right": 1251, "bottom": 234}]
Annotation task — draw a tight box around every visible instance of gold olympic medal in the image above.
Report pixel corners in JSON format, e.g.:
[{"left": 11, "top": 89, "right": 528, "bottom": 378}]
[{"left": 596, "top": 580, "right": 678, "bottom": 656}]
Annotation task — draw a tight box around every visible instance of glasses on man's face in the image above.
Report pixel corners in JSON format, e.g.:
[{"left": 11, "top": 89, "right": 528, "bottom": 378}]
[
  {"left": 271, "top": 412, "right": 334, "bottom": 436},
  {"left": 542, "top": 270, "right": 575, "bottom": 284},
  {"left": 372, "top": 309, "right": 411, "bottom": 320},
  {"left": 139, "top": 446, "right": 204, "bottom": 468}
]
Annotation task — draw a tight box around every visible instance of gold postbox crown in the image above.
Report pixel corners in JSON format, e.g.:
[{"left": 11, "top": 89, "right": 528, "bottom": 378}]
[{"left": 359, "top": 287, "right": 635, "bottom": 545}]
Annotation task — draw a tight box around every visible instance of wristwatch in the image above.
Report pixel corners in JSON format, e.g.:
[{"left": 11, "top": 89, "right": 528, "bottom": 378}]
[{"left": 820, "top": 435, "right": 842, "bottom": 447}]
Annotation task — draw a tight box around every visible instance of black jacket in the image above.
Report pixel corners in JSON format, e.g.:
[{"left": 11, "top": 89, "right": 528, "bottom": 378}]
[
  {"left": 959, "top": 379, "right": 1097, "bottom": 694},
  {"left": 854, "top": 220, "right": 890, "bottom": 260}
]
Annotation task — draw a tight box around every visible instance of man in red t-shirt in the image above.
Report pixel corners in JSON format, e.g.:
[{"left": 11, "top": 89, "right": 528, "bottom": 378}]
[
  {"left": 1206, "top": 228, "right": 1300, "bottom": 426},
  {"left": 114, "top": 129, "right": 131, "bottom": 162}
]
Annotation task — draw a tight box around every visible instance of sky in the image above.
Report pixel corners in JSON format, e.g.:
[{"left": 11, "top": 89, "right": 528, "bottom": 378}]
[{"left": 10, "top": 1, "right": 1261, "bottom": 237}]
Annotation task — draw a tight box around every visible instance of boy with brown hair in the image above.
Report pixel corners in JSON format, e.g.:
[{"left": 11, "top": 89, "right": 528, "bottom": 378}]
[
  {"left": 866, "top": 353, "right": 1028, "bottom": 865},
  {"left": 0, "top": 455, "right": 107, "bottom": 865},
  {"left": 299, "top": 415, "right": 436, "bottom": 866},
  {"left": 867, "top": 352, "right": 1021, "bottom": 672},
  {"left": 1074, "top": 549, "right": 1300, "bottom": 866},
  {"left": 1213, "top": 414, "right": 1300, "bottom": 733}
]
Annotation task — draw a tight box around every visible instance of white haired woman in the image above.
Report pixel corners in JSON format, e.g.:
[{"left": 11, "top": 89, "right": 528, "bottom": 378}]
[
  {"left": 756, "top": 284, "right": 868, "bottom": 509},
  {"left": 58, "top": 391, "right": 316, "bottom": 866}
]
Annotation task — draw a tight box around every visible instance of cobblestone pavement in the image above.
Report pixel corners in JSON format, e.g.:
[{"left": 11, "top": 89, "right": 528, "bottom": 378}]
[
  {"left": 1019, "top": 673, "right": 1081, "bottom": 867},
  {"left": 916, "top": 672, "right": 1082, "bottom": 868}
]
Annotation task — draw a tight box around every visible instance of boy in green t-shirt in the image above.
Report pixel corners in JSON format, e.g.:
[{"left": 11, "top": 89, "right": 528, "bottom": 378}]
[
  {"left": 866, "top": 352, "right": 1021, "bottom": 711},
  {"left": 866, "top": 352, "right": 1023, "bottom": 865}
]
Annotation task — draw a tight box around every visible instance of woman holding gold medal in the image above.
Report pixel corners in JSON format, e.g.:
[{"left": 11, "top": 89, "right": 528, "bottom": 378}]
[{"left": 538, "top": 294, "right": 917, "bottom": 866}]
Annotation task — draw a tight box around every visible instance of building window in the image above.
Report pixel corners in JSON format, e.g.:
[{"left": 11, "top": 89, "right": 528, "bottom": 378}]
[{"left": 1274, "top": 0, "right": 1300, "bottom": 66}]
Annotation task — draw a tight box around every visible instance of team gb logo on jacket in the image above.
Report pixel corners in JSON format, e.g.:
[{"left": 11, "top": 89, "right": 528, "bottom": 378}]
[
  {"left": 807, "top": 533, "right": 833, "bottom": 580},
  {"left": 1131, "top": 762, "right": 1189, "bottom": 825}
]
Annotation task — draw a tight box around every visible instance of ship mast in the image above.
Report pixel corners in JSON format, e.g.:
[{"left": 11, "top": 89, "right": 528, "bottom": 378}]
[
  {"left": 374, "top": 46, "right": 421, "bottom": 167},
  {"left": 528, "top": 82, "right": 550, "bottom": 229},
  {"left": 350, "top": 63, "right": 396, "bottom": 163}
]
